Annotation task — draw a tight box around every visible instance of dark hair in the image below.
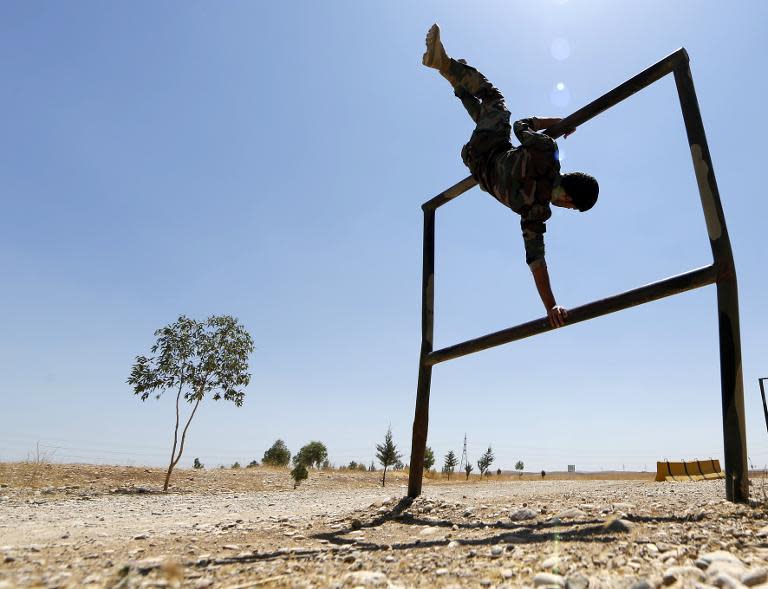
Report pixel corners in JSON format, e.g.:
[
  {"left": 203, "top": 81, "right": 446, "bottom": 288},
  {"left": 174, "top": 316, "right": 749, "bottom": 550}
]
[{"left": 561, "top": 172, "right": 599, "bottom": 212}]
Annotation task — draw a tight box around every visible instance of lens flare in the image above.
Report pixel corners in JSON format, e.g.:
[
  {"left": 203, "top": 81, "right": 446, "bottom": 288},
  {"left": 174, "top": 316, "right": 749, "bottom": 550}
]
[
  {"left": 550, "top": 82, "right": 570, "bottom": 107},
  {"left": 550, "top": 38, "right": 570, "bottom": 61}
]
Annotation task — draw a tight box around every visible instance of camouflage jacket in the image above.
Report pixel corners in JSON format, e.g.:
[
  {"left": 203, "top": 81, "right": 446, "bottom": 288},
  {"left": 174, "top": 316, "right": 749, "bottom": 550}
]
[{"left": 463, "top": 117, "right": 561, "bottom": 269}]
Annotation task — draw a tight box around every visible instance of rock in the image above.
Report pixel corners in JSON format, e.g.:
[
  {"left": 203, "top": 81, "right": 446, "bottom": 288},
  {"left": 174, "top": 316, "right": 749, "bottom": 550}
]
[
  {"left": 350, "top": 519, "right": 362, "bottom": 530},
  {"left": 343, "top": 571, "right": 389, "bottom": 587},
  {"left": 132, "top": 534, "right": 149, "bottom": 540},
  {"left": 662, "top": 566, "right": 705, "bottom": 585},
  {"left": 510, "top": 508, "right": 538, "bottom": 521},
  {"left": 706, "top": 560, "right": 747, "bottom": 582},
  {"left": 699, "top": 551, "right": 743, "bottom": 566},
  {"left": 542, "top": 556, "right": 561, "bottom": 570},
  {"left": 565, "top": 573, "right": 589, "bottom": 589},
  {"left": 193, "top": 580, "right": 214, "bottom": 589},
  {"left": 756, "top": 526, "right": 768, "bottom": 538},
  {"left": 448, "top": 541, "right": 460, "bottom": 549},
  {"left": 419, "top": 526, "right": 439, "bottom": 536},
  {"left": 630, "top": 581, "right": 653, "bottom": 589},
  {"left": 613, "top": 503, "right": 636, "bottom": 511},
  {"left": 222, "top": 544, "right": 240, "bottom": 551},
  {"left": 534, "top": 573, "right": 566, "bottom": 587},
  {"left": 501, "top": 569, "right": 514, "bottom": 580},
  {"left": 743, "top": 568, "right": 768, "bottom": 587},
  {"left": 342, "top": 553, "right": 356, "bottom": 563},
  {"left": 479, "top": 579, "right": 492, "bottom": 587},
  {"left": 605, "top": 518, "right": 633, "bottom": 533},
  {"left": 709, "top": 572, "right": 745, "bottom": 589},
  {"left": 490, "top": 545, "right": 503, "bottom": 558},
  {"left": 557, "top": 508, "right": 587, "bottom": 519},
  {"left": 435, "top": 568, "right": 448, "bottom": 576}
]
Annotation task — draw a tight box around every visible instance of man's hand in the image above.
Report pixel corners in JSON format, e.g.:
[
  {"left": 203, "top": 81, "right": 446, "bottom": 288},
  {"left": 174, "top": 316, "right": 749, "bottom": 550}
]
[{"left": 548, "top": 305, "right": 568, "bottom": 328}]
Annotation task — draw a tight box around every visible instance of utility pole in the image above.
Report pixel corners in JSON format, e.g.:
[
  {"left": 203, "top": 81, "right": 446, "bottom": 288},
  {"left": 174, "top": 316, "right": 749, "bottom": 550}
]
[
  {"left": 459, "top": 434, "right": 468, "bottom": 472},
  {"left": 759, "top": 378, "right": 768, "bottom": 435}
]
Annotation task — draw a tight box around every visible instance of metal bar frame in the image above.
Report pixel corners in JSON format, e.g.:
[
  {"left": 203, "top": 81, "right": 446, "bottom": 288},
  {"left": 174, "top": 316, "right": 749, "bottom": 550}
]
[{"left": 408, "top": 48, "right": 748, "bottom": 502}]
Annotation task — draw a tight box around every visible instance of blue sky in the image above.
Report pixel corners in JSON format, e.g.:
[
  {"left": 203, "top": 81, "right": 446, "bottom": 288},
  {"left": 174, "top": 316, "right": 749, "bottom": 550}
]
[{"left": 2, "top": 1, "right": 767, "bottom": 473}]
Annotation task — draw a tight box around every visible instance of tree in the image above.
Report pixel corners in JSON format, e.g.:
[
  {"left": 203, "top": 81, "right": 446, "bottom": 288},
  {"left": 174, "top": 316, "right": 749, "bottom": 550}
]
[
  {"left": 515, "top": 460, "right": 525, "bottom": 477},
  {"left": 541, "top": 470, "right": 546, "bottom": 478},
  {"left": 477, "top": 446, "right": 495, "bottom": 477},
  {"left": 193, "top": 458, "right": 204, "bottom": 469},
  {"left": 232, "top": 461, "right": 241, "bottom": 469},
  {"left": 424, "top": 447, "right": 435, "bottom": 473},
  {"left": 262, "top": 439, "right": 291, "bottom": 467},
  {"left": 128, "top": 315, "right": 253, "bottom": 492},
  {"left": 247, "top": 460, "right": 258, "bottom": 468},
  {"left": 465, "top": 462, "right": 474, "bottom": 480},
  {"left": 293, "top": 441, "right": 328, "bottom": 469},
  {"left": 443, "top": 451, "right": 458, "bottom": 480},
  {"left": 348, "top": 461, "right": 359, "bottom": 470},
  {"left": 376, "top": 427, "right": 402, "bottom": 487},
  {"left": 291, "top": 463, "right": 308, "bottom": 489}
]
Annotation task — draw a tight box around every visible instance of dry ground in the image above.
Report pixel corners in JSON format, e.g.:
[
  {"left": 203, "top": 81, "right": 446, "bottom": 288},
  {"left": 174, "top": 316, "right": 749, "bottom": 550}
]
[{"left": 1, "top": 463, "right": 767, "bottom": 589}]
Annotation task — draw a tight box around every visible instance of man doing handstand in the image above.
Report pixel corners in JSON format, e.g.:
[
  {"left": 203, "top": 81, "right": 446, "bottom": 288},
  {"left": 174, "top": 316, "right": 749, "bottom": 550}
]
[{"left": 422, "top": 24, "right": 599, "bottom": 328}]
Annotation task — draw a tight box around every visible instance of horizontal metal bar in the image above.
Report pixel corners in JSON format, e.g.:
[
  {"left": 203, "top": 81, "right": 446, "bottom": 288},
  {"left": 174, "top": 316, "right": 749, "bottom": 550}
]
[
  {"left": 544, "top": 48, "right": 688, "bottom": 139},
  {"left": 422, "top": 175, "right": 477, "bottom": 211},
  {"left": 422, "top": 48, "right": 688, "bottom": 212},
  {"left": 426, "top": 264, "right": 717, "bottom": 366}
]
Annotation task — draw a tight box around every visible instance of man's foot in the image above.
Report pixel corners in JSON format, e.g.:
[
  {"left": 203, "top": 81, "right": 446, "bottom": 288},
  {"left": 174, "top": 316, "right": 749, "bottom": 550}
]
[{"left": 422, "top": 24, "right": 449, "bottom": 72}]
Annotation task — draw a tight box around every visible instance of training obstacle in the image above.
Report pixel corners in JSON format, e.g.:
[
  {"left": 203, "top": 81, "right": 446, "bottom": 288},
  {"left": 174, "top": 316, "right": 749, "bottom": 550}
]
[
  {"left": 655, "top": 460, "right": 724, "bottom": 482},
  {"left": 408, "top": 48, "right": 748, "bottom": 502}
]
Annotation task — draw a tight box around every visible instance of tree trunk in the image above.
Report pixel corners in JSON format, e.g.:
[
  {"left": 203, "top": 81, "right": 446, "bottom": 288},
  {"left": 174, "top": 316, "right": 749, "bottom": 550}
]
[
  {"left": 164, "top": 395, "right": 201, "bottom": 492},
  {"left": 382, "top": 466, "right": 387, "bottom": 487},
  {"left": 163, "top": 383, "right": 184, "bottom": 492}
]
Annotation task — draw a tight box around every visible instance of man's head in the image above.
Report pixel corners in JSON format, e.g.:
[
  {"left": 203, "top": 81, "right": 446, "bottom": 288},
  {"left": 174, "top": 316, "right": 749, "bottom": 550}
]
[{"left": 558, "top": 172, "right": 599, "bottom": 212}]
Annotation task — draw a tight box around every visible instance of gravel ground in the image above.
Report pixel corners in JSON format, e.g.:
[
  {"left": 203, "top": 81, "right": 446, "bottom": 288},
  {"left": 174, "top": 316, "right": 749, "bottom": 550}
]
[{"left": 1, "top": 467, "right": 767, "bottom": 588}]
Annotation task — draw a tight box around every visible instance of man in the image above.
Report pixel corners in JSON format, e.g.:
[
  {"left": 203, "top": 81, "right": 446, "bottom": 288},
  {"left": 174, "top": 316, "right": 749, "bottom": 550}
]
[{"left": 422, "top": 24, "right": 599, "bottom": 328}]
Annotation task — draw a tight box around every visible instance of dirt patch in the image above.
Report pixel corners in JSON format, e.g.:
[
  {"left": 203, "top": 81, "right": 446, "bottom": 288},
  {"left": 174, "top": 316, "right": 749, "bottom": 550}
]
[{"left": 1, "top": 464, "right": 767, "bottom": 588}]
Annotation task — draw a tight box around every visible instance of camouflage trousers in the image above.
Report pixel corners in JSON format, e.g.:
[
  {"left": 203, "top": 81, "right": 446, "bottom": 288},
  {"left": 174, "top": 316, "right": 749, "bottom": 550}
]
[{"left": 442, "top": 59, "right": 513, "bottom": 167}]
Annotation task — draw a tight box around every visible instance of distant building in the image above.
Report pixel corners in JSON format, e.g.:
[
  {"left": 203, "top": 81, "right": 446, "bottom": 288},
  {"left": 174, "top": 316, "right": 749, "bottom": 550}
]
[{"left": 567, "top": 464, "right": 576, "bottom": 473}]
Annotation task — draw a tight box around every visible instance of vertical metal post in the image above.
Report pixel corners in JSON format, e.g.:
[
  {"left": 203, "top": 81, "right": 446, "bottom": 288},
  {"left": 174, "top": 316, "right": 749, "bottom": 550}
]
[
  {"left": 759, "top": 378, "right": 768, "bottom": 435},
  {"left": 408, "top": 209, "right": 435, "bottom": 498},
  {"left": 673, "top": 56, "right": 748, "bottom": 502}
]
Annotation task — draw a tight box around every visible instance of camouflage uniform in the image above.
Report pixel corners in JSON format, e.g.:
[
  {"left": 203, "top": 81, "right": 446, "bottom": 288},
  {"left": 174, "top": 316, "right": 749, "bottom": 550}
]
[{"left": 443, "top": 58, "right": 561, "bottom": 269}]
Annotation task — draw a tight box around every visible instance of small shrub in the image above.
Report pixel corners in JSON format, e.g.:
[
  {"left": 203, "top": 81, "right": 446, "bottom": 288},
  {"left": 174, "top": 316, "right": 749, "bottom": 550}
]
[
  {"left": 231, "top": 462, "right": 241, "bottom": 469},
  {"left": 291, "top": 463, "right": 308, "bottom": 488},
  {"left": 247, "top": 460, "right": 258, "bottom": 468},
  {"left": 193, "top": 458, "right": 204, "bottom": 469}
]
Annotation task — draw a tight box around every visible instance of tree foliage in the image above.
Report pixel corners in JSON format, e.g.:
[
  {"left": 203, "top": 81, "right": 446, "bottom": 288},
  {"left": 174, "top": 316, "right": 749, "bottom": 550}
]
[
  {"left": 127, "top": 315, "right": 253, "bottom": 491},
  {"left": 247, "top": 460, "right": 259, "bottom": 468},
  {"left": 423, "top": 446, "right": 435, "bottom": 472},
  {"left": 293, "top": 441, "right": 328, "bottom": 469},
  {"left": 291, "top": 463, "right": 308, "bottom": 489},
  {"left": 477, "top": 446, "right": 495, "bottom": 477},
  {"left": 515, "top": 460, "right": 525, "bottom": 476},
  {"left": 443, "top": 450, "right": 458, "bottom": 480},
  {"left": 262, "top": 439, "right": 291, "bottom": 467},
  {"left": 193, "top": 458, "right": 204, "bottom": 469},
  {"left": 376, "top": 427, "right": 402, "bottom": 487}
]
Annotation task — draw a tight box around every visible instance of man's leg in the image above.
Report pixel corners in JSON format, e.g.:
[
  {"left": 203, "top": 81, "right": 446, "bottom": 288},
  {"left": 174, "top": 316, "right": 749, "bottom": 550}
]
[{"left": 423, "top": 25, "right": 510, "bottom": 136}]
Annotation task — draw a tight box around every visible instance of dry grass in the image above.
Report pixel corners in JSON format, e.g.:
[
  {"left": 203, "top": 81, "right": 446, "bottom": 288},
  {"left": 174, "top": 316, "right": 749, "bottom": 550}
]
[{"left": 0, "top": 462, "right": 667, "bottom": 497}]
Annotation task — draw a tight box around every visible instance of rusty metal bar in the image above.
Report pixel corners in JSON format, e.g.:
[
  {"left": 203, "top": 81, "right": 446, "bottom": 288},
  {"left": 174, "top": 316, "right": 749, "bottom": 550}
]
[
  {"left": 407, "top": 209, "right": 435, "bottom": 498},
  {"left": 427, "top": 265, "right": 717, "bottom": 366},
  {"left": 673, "top": 58, "right": 748, "bottom": 502}
]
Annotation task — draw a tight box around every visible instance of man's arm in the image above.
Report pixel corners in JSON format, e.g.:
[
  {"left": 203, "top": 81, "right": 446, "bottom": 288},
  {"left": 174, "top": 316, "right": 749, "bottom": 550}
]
[{"left": 531, "top": 263, "right": 568, "bottom": 328}]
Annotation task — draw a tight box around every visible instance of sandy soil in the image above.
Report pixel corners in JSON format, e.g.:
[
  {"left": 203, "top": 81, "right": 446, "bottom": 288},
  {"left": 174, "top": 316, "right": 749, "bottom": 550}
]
[{"left": 1, "top": 464, "right": 767, "bottom": 588}]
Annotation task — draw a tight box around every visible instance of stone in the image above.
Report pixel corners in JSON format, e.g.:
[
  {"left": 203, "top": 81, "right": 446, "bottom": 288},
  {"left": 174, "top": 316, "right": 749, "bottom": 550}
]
[
  {"left": 756, "top": 526, "right": 768, "bottom": 538},
  {"left": 193, "top": 580, "right": 214, "bottom": 589},
  {"left": 630, "top": 581, "right": 653, "bottom": 589},
  {"left": 709, "top": 572, "right": 745, "bottom": 589},
  {"left": 542, "top": 556, "right": 561, "bottom": 570},
  {"left": 448, "top": 541, "right": 460, "bottom": 549},
  {"left": 743, "top": 568, "right": 768, "bottom": 587},
  {"left": 662, "top": 566, "right": 705, "bottom": 585},
  {"left": 699, "top": 551, "right": 743, "bottom": 566},
  {"left": 491, "top": 545, "right": 503, "bottom": 558},
  {"left": 132, "top": 534, "right": 149, "bottom": 540},
  {"left": 419, "top": 526, "right": 439, "bottom": 536},
  {"left": 501, "top": 569, "right": 514, "bottom": 580},
  {"left": 510, "top": 508, "right": 538, "bottom": 521},
  {"left": 605, "top": 518, "right": 633, "bottom": 533},
  {"left": 534, "top": 573, "right": 566, "bottom": 587},
  {"left": 613, "top": 503, "right": 636, "bottom": 511},
  {"left": 565, "top": 574, "right": 589, "bottom": 589},
  {"left": 557, "top": 508, "right": 587, "bottom": 519},
  {"left": 343, "top": 571, "right": 389, "bottom": 587}
]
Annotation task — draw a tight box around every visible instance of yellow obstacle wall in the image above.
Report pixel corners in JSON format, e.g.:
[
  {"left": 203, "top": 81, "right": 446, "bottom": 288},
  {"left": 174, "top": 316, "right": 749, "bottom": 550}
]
[{"left": 655, "top": 459, "right": 724, "bottom": 482}]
